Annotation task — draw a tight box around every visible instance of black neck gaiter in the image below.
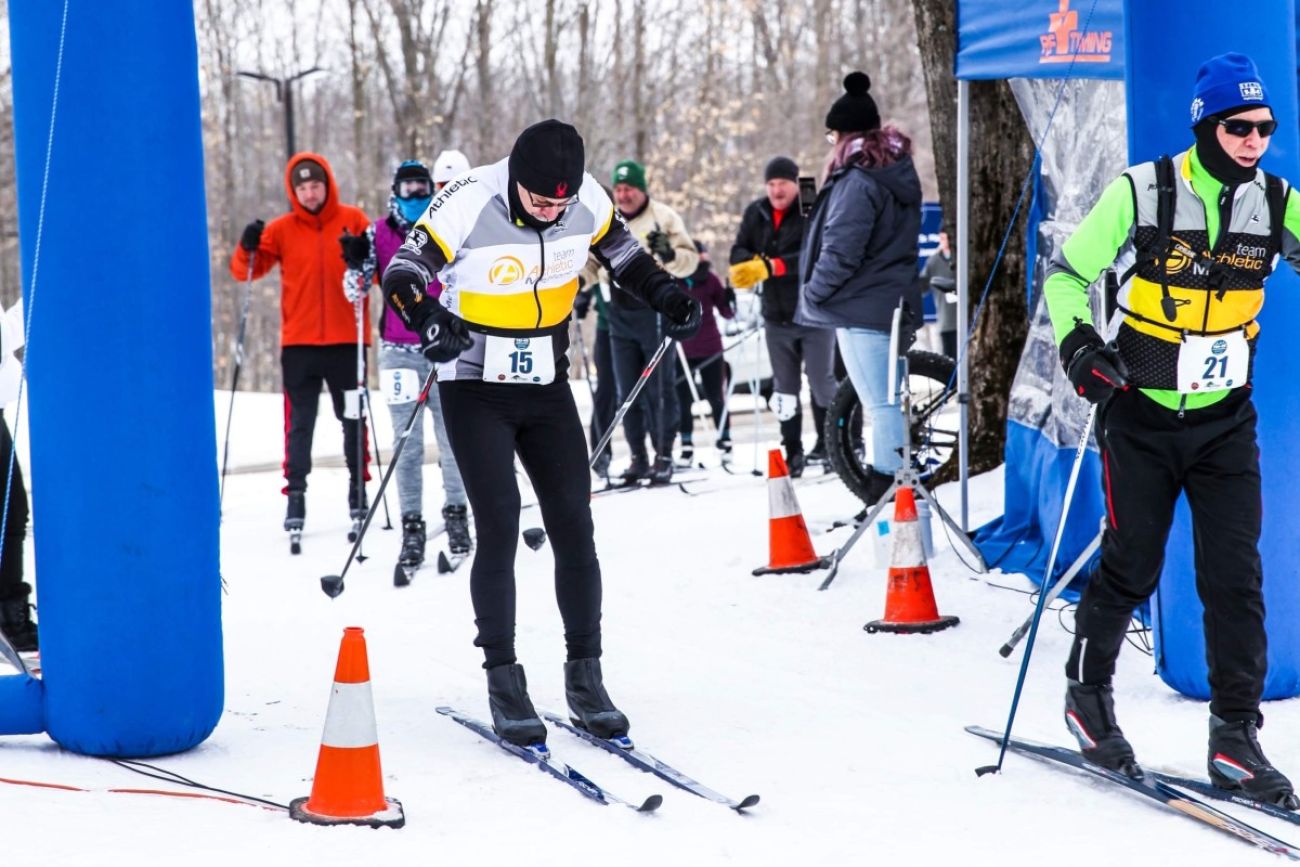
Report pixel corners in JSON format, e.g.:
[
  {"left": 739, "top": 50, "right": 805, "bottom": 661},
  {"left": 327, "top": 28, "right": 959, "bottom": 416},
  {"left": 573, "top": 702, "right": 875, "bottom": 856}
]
[
  {"left": 1193, "top": 121, "right": 1258, "bottom": 184},
  {"left": 507, "top": 180, "right": 560, "bottom": 231}
]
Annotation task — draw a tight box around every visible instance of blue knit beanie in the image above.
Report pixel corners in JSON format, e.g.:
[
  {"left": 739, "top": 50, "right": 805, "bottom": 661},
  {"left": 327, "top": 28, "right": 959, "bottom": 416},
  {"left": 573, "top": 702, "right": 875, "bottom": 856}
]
[{"left": 1190, "top": 53, "right": 1270, "bottom": 127}]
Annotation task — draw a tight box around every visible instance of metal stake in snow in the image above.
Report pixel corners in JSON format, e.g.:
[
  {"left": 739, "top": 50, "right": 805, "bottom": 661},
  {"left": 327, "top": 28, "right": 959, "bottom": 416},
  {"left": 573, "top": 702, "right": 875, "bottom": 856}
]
[
  {"left": 976, "top": 405, "right": 1097, "bottom": 777},
  {"left": 321, "top": 366, "right": 438, "bottom": 598}
]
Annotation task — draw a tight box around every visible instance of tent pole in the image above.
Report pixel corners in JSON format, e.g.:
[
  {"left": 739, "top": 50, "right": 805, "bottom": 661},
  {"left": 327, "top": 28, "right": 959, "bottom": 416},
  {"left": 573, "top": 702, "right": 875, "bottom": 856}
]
[{"left": 956, "top": 78, "right": 971, "bottom": 531}]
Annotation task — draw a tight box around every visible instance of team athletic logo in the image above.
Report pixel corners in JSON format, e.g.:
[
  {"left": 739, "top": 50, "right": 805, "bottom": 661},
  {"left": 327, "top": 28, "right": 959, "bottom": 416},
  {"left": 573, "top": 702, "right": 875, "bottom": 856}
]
[
  {"left": 1161, "top": 236, "right": 1196, "bottom": 275},
  {"left": 489, "top": 255, "right": 526, "bottom": 286}
]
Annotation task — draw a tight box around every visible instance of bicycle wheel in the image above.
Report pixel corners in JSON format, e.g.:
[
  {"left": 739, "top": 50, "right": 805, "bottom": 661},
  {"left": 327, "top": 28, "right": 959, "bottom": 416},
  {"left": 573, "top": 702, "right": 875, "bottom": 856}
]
[{"left": 824, "top": 350, "right": 958, "bottom": 504}]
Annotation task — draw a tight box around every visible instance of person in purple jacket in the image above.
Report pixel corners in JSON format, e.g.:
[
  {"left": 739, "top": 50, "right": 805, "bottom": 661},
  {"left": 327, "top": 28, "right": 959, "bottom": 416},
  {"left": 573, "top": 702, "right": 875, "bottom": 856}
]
[
  {"left": 368, "top": 160, "right": 471, "bottom": 576},
  {"left": 675, "top": 241, "right": 735, "bottom": 463}
]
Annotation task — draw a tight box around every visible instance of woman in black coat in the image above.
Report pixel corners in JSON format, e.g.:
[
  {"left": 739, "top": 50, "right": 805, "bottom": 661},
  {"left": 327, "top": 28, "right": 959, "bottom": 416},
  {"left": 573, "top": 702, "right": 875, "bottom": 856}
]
[{"left": 796, "top": 71, "right": 923, "bottom": 503}]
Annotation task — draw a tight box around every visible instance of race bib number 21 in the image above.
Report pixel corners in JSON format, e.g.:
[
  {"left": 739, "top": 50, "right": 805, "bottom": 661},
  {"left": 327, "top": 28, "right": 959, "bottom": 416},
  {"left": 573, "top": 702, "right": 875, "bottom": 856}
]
[{"left": 1175, "top": 331, "right": 1248, "bottom": 394}]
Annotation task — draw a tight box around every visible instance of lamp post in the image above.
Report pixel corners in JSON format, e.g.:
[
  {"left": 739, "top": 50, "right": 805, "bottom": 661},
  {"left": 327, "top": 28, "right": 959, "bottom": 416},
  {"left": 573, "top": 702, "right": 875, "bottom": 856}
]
[{"left": 237, "top": 66, "right": 325, "bottom": 162}]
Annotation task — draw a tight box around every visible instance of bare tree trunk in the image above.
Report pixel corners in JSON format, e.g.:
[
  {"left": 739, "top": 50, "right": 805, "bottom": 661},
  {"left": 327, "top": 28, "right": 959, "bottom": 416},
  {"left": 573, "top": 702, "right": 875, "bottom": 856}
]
[
  {"left": 631, "top": 0, "right": 647, "bottom": 161},
  {"left": 913, "top": 0, "right": 1033, "bottom": 476},
  {"left": 476, "top": 0, "right": 495, "bottom": 157}
]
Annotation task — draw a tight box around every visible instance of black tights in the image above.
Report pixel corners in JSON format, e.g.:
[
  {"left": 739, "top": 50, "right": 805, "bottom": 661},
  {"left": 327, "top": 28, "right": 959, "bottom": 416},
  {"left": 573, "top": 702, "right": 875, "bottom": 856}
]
[{"left": 439, "top": 379, "right": 602, "bottom": 668}]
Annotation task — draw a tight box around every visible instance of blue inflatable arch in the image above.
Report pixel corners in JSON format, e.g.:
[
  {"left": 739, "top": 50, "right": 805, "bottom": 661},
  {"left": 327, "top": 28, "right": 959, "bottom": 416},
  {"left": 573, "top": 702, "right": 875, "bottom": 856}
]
[{"left": 1, "top": 2, "right": 223, "bottom": 754}]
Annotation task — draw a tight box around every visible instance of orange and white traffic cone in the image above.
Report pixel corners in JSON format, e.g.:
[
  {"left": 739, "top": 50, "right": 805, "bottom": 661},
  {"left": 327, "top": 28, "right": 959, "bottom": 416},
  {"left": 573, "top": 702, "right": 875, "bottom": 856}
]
[
  {"left": 864, "top": 485, "right": 958, "bottom": 635},
  {"left": 752, "top": 449, "right": 831, "bottom": 576},
  {"left": 290, "top": 627, "right": 405, "bottom": 828}
]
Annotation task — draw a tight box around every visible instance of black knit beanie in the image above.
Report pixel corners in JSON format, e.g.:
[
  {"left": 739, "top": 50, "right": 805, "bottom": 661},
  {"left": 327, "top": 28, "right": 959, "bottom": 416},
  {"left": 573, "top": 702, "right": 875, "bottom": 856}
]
[
  {"left": 764, "top": 156, "right": 799, "bottom": 182},
  {"left": 509, "top": 119, "right": 585, "bottom": 199},
  {"left": 825, "top": 72, "right": 880, "bottom": 133}
]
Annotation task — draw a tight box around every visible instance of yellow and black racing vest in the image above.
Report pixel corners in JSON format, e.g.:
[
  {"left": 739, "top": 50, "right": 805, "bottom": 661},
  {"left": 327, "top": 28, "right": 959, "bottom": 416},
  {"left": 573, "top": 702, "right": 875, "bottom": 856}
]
[{"left": 1115, "top": 153, "right": 1285, "bottom": 389}]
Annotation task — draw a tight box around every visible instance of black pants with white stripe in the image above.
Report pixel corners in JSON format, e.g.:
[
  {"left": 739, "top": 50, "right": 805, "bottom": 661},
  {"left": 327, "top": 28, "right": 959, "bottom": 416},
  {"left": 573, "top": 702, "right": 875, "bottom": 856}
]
[{"left": 1064, "top": 386, "right": 1265, "bottom": 723}]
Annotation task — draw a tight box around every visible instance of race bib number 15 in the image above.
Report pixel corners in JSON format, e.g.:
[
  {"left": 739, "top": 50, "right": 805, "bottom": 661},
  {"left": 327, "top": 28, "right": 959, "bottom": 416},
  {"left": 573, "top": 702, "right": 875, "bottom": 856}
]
[{"left": 482, "top": 334, "right": 555, "bottom": 385}]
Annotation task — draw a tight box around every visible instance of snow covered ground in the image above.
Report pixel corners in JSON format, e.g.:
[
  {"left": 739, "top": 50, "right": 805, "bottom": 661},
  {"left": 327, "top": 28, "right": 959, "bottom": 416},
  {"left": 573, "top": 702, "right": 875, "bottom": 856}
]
[{"left": 3, "top": 385, "right": 1300, "bottom": 865}]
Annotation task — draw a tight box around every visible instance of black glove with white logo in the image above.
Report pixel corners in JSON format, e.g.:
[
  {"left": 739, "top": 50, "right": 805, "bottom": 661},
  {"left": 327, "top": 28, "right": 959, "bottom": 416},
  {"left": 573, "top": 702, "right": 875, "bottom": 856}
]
[
  {"left": 1060, "top": 321, "right": 1129, "bottom": 404},
  {"left": 658, "top": 288, "right": 702, "bottom": 340},
  {"left": 418, "top": 309, "right": 474, "bottom": 364}
]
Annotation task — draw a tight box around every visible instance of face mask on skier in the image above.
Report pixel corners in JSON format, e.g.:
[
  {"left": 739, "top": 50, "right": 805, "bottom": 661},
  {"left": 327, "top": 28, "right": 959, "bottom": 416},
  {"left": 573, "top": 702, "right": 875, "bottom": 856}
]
[{"left": 397, "top": 192, "right": 432, "bottom": 224}]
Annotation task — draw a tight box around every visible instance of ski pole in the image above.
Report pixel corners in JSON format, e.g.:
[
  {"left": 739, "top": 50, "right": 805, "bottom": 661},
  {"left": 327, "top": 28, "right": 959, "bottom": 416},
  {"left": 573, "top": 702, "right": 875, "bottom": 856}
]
[
  {"left": 353, "top": 297, "right": 369, "bottom": 561},
  {"left": 353, "top": 295, "right": 392, "bottom": 533},
  {"left": 976, "top": 405, "right": 1097, "bottom": 777},
  {"left": 219, "top": 255, "right": 255, "bottom": 513},
  {"left": 321, "top": 366, "right": 438, "bottom": 598},
  {"left": 998, "top": 520, "right": 1103, "bottom": 658},
  {"left": 588, "top": 336, "right": 673, "bottom": 471}
]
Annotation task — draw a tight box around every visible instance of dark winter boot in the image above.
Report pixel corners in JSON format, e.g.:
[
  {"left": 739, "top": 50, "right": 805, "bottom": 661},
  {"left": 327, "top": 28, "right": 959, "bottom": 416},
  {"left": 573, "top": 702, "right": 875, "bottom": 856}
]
[
  {"left": 620, "top": 454, "right": 650, "bottom": 483},
  {"left": 443, "top": 504, "right": 472, "bottom": 555},
  {"left": 649, "top": 455, "right": 675, "bottom": 485},
  {"left": 677, "top": 439, "right": 695, "bottom": 468},
  {"left": 864, "top": 466, "right": 895, "bottom": 505},
  {"left": 564, "top": 657, "right": 630, "bottom": 741},
  {"left": 0, "top": 583, "right": 37, "bottom": 653},
  {"left": 1064, "top": 680, "right": 1142, "bottom": 778},
  {"left": 284, "top": 492, "right": 306, "bottom": 531},
  {"left": 810, "top": 402, "right": 829, "bottom": 460},
  {"left": 1208, "top": 715, "right": 1300, "bottom": 809},
  {"left": 592, "top": 451, "right": 612, "bottom": 481},
  {"left": 399, "top": 513, "right": 426, "bottom": 567},
  {"left": 486, "top": 663, "right": 547, "bottom": 748},
  {"left": 787, "top": 451, "right": 807, "bottom": 479},
  {"left": 348, "top": 483, "right": 368, "bottom": 520}
]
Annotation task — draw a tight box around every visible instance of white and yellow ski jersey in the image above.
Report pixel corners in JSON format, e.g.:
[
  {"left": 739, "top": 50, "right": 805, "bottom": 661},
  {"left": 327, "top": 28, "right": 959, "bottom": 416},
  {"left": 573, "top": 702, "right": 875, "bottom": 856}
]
[{"left": 384, "top": 157, "right": 672, "bottom": 381}]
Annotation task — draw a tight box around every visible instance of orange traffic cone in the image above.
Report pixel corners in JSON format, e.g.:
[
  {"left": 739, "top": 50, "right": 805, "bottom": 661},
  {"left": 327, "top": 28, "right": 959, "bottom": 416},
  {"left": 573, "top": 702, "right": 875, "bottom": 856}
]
[
  {"left": 752, "top": 449, "right": 831, "bottom": 576},
  {"left": 864, "top": 486, "right": 958, "bottom": 634},
  {"left": 290, "top": 627, "right": 405, "bottom": 828}
]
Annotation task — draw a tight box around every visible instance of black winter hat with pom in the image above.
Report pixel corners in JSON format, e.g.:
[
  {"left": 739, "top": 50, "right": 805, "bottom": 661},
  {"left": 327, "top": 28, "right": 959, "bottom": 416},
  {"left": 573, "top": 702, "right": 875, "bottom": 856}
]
[{"left": 825, "top": 71, "right": 880, "bottom": 133}]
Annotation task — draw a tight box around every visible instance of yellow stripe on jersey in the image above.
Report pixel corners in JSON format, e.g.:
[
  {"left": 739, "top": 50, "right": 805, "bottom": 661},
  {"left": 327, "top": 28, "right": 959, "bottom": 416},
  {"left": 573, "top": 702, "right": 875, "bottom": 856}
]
[
  {"left": 458, "top": 278, "right": 581, "bottom": 330},
  {"left": 1124, "top": 275, "right": 1263, "bottom": 341},
  {"left": 591, "top": 207, "right": 614, "bottom": 245}
]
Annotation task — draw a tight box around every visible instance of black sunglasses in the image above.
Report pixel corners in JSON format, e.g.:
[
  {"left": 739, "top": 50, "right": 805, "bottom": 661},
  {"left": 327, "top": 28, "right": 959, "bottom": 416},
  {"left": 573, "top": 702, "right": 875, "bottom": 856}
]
[{"left": 1215, "top": 117, "right": 1278, "bottom": 138}]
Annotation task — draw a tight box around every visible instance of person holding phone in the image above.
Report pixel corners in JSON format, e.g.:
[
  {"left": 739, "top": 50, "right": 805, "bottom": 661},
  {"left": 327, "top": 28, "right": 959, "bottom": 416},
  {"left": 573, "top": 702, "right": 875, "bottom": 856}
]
[
  {"left": 729, "top": 156, "right": 837, "bottom": 477},
  {"left": 795, "top": 72, "right": 923, "bottom": 505}
]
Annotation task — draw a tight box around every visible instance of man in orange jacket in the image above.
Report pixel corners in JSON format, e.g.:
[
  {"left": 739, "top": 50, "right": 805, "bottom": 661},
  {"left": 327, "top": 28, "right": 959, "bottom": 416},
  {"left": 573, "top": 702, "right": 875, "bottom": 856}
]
[{"left": 230, "top": 152, "right": 373, "bottom": 539}]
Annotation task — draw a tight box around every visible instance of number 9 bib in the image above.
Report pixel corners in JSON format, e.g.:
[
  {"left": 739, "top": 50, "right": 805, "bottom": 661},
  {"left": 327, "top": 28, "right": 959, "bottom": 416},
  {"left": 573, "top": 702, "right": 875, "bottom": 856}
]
[
  {"left": 482, "top": 334, "right": 555, "bottom": 385},
  {"left": 1175, "top": 331, "right": 1248, "bottom": 394}
]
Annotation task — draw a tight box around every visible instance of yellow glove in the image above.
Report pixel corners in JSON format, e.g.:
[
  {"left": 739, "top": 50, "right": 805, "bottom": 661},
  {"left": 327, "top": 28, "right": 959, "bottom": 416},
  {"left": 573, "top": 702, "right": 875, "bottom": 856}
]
[{"left": 728, "top": 256, "right": 771, "bottom": 290}]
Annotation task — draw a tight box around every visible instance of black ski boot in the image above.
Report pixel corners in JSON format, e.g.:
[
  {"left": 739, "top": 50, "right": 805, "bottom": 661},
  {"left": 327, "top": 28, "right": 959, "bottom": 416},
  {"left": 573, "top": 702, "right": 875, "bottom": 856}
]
[
  {"left": 284, "top": 491, "right": 306, "bottom": 531},
  {"left": 285, "top": 492, "right": 305, "bottom": 555},
  {"left": 806, "top": 441, "right": 827, "bottom": 465},
  {"left": 1064, "top": 680, "right": 1142, "bottom": 778},
  {"left": 486, "top": 663, "right": 548, "bottom": 749},
  {"left": 394, "top": 513, "right": 426, "bottom": 587},
  {"left": 649, "top": 455, "right": 674, "bottom": 485},
  {"left": 1208, "top": 715, "right": 1300, "bottom": 809},
  {"left": 564, "top": 657, "right": 630, "bottom": 742},
  {"left": 347, "top": 484, "right": 367, "bottom": 542},
  {"left": 443, "top": 504, "right": 472, "bottom": 555},
  {"left": 677, "top": 440, "right": 695, "bottom": 468},
  {"left": 592, "top": 451, "right": 612, "bottom": 481},
  {"left": 621, "top": 454, "right": 650, "bottom": 484},
  {"left": 0, "top": 583, "right": 37, "bottom": 653},
  {"left": 787, "top": 451, "right": 807, "bottom": 479}
]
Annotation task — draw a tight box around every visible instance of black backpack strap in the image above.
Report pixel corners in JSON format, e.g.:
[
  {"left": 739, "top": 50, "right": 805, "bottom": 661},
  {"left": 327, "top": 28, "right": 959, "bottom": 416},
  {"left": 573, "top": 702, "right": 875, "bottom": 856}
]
[
  {"left": 1120, "top": 155, "right": 1177, "bottom": 292},
  {"left": 1265, "top": 171, "right": 1287, "bottom": 254}
]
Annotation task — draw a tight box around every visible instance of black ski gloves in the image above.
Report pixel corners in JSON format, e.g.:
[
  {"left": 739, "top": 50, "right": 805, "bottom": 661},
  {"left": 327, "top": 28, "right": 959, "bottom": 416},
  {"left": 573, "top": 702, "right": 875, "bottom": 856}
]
[
  {"left": 658, "top": 289, "right": 702, "bottom": 340},
  {"left": 240, "top": 220, "right": 265, "bottom": 252},
  {"left": 418, "top": 308, "right": 474, "bottom": 364},
  {"left": 1060, "top": 320, "right": 1129, "bottom": 404},
  {"left": 646, "top": 229, "right": 675, "bottom": 263},
  {"left": 339, "top": 231, "right": 372, "bottom": 269},
  {"left": 723, "top": 285, "right": 737, "bottom": 313},
  {"left": 573, "top": 289, "right": 593, "bottom": 320}
]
